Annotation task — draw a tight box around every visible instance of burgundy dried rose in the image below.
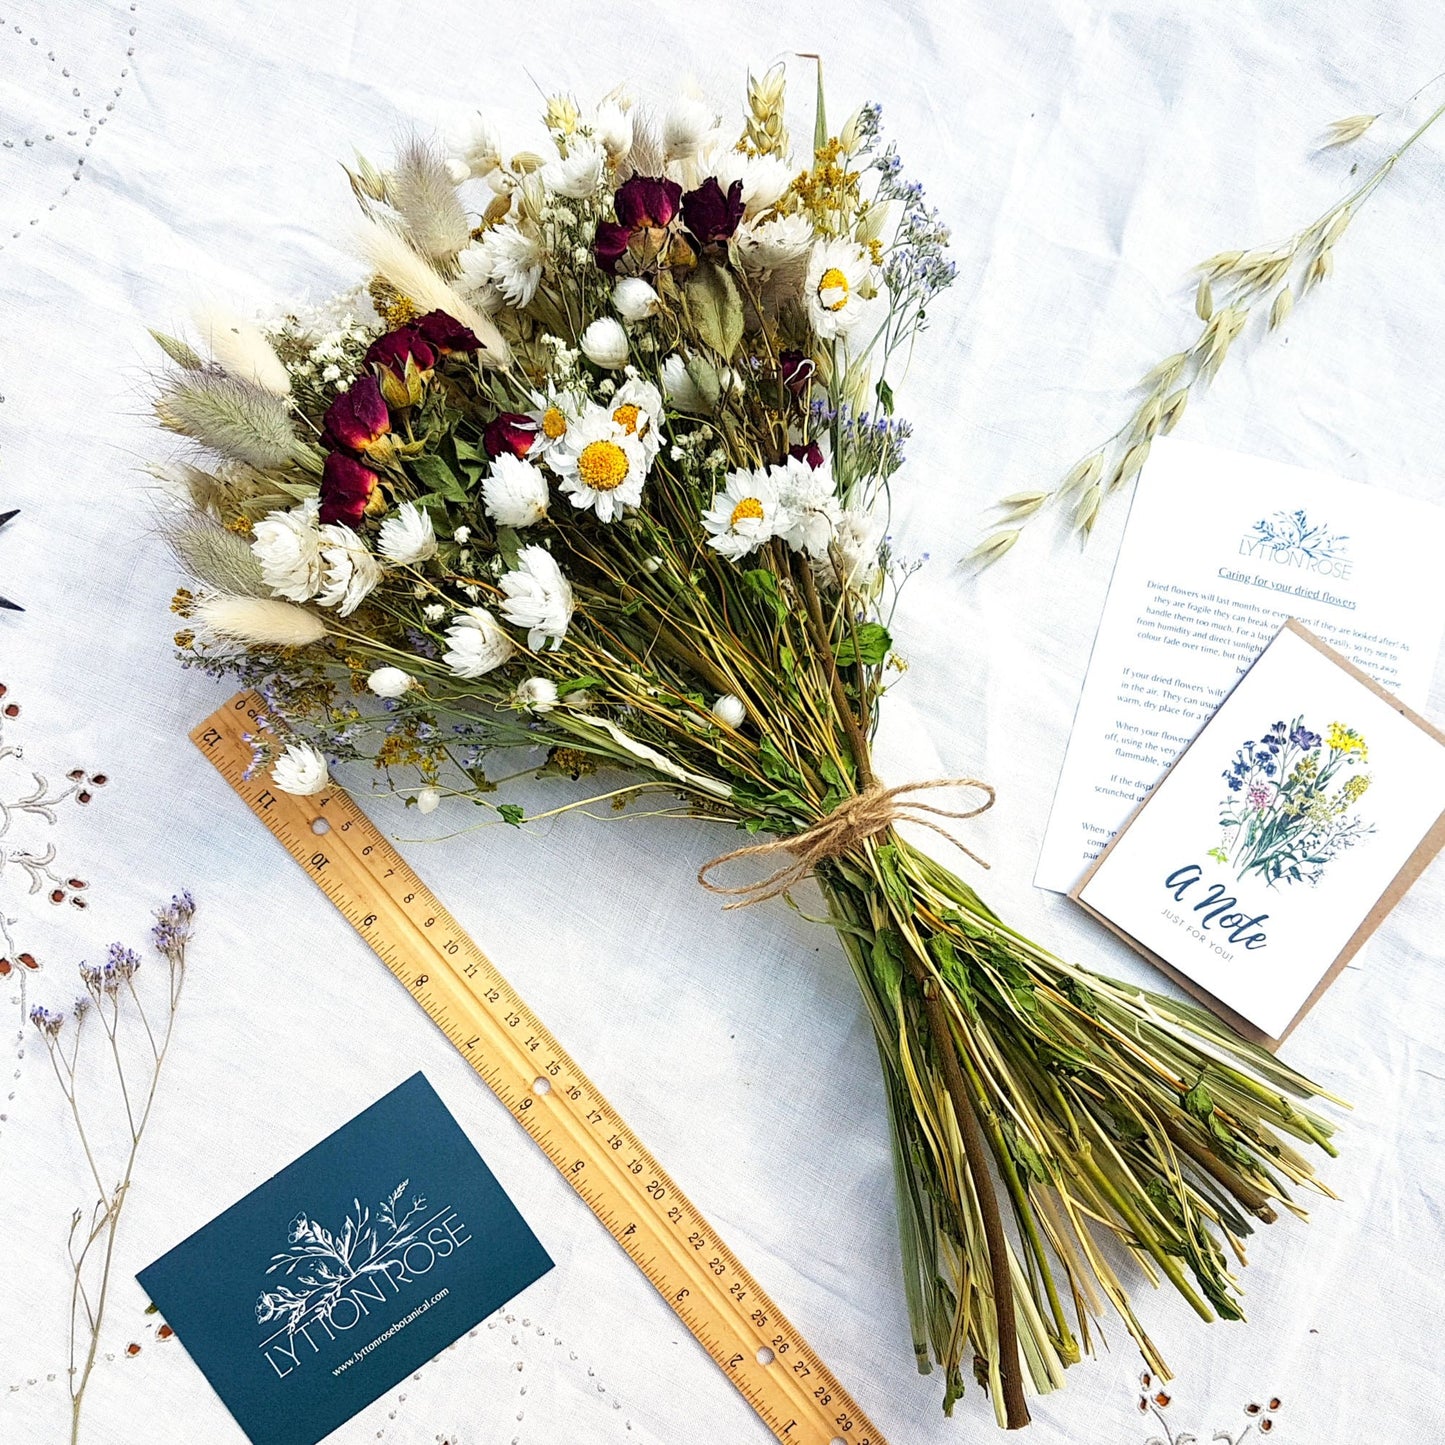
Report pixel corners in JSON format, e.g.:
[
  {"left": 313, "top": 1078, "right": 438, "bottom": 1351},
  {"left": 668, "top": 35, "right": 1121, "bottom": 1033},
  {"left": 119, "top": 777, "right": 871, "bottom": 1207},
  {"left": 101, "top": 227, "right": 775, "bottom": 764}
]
[
  {"left": 682, "top": 177, "right": 744, "bottom": 246},
  {"left": 365, "top": 326, "right": 436, "bottom": 407},
  {"left": 319, "top": 452, "right": 380, "bottom": 527},
  {"left": 483, "top": 412, "right": 538, "bottom": 460},
  {"left": 789, "top": 440, "right": 825, "bottom": 470},
  {"left": 414, "top": 309, "right": 481, "bottom": 355},
  {"left": 594, "top": 175, "right": 683, "bottom": 273},
  {"left": 322, "top": 375, "right": 390, "bottom": 456},
  {"left": 779, "top": 350, "right": 815, "bottom": 395}
]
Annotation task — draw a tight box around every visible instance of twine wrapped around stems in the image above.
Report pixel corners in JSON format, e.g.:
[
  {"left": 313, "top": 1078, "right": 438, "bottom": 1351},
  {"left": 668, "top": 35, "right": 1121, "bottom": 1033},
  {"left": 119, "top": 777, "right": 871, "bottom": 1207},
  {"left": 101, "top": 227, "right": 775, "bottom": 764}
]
[{"left": 697, "top": 778, "right": 997, "bottom": 908}]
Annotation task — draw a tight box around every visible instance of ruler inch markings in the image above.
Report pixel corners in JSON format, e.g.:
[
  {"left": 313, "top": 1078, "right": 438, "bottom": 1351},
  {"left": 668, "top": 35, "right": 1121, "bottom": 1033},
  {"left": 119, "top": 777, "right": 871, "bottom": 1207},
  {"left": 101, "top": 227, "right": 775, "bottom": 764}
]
[{"left": 192, "top": 692, "right": 885, "bottom": 1445}]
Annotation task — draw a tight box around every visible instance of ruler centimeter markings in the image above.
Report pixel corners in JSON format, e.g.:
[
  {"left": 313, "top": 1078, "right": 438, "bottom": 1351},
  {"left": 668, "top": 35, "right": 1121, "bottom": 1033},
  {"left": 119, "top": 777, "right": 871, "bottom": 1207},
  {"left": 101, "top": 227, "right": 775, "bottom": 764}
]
[{"left": 193, "top": 692, "right": 886, "bottom": 1445}]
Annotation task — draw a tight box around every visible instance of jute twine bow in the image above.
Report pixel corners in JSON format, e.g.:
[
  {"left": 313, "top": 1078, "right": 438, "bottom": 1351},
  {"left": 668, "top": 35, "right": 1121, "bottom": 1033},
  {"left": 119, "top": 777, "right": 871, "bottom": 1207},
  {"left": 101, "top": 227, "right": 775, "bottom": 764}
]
[{"left": 697, "top": 778, "right": 997, "bottom": 909}]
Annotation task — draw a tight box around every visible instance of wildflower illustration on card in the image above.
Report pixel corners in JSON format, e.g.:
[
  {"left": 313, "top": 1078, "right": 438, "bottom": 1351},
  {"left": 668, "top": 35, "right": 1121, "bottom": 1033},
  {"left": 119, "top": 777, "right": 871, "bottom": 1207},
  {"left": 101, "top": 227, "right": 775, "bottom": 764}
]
[
  {"left": 1246, "top": 509, "right": 1348, "bottom": 564},
  {"left": 1211, "top": 715, "right": 1373, "bottom": 886},
  {"left": 256, "top": 1180, "right": 428, "bottom": 1336}
]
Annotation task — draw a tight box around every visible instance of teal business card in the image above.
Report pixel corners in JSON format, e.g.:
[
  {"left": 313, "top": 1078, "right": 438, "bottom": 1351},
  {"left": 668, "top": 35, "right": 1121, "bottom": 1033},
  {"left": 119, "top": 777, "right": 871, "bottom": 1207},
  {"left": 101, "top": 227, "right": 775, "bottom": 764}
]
[{"left": 138, "top": 1072, "right": 553, "bottom": 1445}]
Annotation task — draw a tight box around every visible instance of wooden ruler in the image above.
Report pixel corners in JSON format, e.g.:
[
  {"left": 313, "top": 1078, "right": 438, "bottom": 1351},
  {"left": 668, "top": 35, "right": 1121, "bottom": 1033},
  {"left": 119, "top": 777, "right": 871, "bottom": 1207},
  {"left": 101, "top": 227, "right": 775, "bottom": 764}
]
[{"left": 193, "top": 692, "right": 886, "bottom": 1445}]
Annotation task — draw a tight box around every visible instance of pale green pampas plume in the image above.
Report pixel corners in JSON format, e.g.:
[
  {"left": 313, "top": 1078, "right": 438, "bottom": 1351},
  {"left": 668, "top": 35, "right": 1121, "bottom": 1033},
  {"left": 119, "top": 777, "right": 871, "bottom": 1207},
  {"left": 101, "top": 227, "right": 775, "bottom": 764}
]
[
  {"left": 154, "top": 372, "right": 307, "bottom": 471},
  {"left": 195, "top": 594, "right": 327, "bottom": 647},
  {"left": 391, "top": 136, "right": 470, "bottom": 265},
  {"left": 167, "top": 518, "right": 270, "bottom": 597}
]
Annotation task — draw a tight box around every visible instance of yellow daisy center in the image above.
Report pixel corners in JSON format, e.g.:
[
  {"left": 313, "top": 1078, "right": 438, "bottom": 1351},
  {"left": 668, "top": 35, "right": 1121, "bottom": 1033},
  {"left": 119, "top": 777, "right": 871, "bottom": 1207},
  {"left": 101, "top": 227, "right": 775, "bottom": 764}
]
[
  {"left": 729, "top": 496, "right": 765, "bottom": 527},
  {"left": 612, "top": 402, "right": 643, "bottom": 434},
  {"left": 577, "top": 439, "right": 630, "bottom": 492},
  {"left": 818, "top": 266, "right": 850, "bottom": 311},
  {"left": 542, "top": 406, "right": 568, "bottom": 440}
]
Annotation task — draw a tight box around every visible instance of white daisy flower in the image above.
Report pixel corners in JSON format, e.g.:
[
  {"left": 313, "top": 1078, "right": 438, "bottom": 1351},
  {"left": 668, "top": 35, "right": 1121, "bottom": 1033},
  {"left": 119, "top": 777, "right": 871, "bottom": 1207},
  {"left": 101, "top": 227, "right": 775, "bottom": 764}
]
[
  {"left": 498, "top": 545, "right": 574, "bottom": 650},
  {"left": 416, "top": 786, "right": 442, "bottom": 814},
  {"left": 735, "top": 213, "right": 815, "bottom": 274},
  {"left": 806, "top": 238, "right": 874, "bottom": 340},
  {"left": 711, "top": 693, "right": 747, "bottom": 728},
  {"left": 580, "top": 316, "right": 629, "bottom": 369},
  {"left": 608, "top": 375, "right": 665, "bottom": 465},
  {"left": 515, "top": 677, "right": 559, "bottom": 713},
  {"left": 483, "top": 453, "right": 551, "bottom": 528},
  {"left": 271, "top": 741, "right": 329, "bottom": 796},
  {"left": 251, "top": 499, "right": 322, "bottom": 602},
  {"left": 612, "top": 275, "right": 660, "bottom": 322},
  {"left": 523, "top": 385, "right": 585, "bottom": 460},
  {"left": 701, "top": 467, "right": 783, "bottom": 561},
  {"left": 542, "top": 138, "right": 606, "bottom": 199},
  {"left": 443, "top": 607, "right": 517, "bottom": 678},
  {"left": 775, "top": 454, "right": 843, "bottom": 556},
  {"left": 366, "top": 666, "right": 412, "bottom": 698},
  {"left": 549, "top": 404, "right": 647, "bottom": 522},
  {"left": 463, "top": 223, "right": 543, "bottom": 308},
  {"left": 315, "top": 525, "right": 383, "bottom": 616},
  {"left": 377, "top": 501, "right": 437, "bottom": 565}
]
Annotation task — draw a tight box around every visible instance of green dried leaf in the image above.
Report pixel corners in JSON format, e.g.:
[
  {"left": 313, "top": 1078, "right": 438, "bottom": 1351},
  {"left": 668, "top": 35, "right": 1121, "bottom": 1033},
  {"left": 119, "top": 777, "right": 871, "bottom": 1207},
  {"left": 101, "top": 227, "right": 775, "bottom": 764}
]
[
  {"left": 684, "top": 259, "right": 744, "bottom": 360},
  {"left": 835, "top": 621, "right": 892, "bottom": 667}
]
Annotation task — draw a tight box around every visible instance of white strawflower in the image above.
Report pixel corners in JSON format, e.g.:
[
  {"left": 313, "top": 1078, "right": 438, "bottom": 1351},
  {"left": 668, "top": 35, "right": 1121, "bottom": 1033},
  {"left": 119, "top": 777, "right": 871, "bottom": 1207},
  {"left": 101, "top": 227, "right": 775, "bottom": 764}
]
[
  {"left": 542, "top": 137, "right": 606, "bottom": 199},
  {"left": 444, "top": 111, "right": 501, "bottom": 179},
  {"left": 735, "top": 213, "right": 815, "bottom": 273},
  {"left": 367, "top": 666, "right": 412, "bottom": 698},
  {"left": 818, "top": 503, "right": 886, "bottom": 591},
  {"left": 314, "top": 525, "right": 383, "bottom": 616},
  {"left": 498, "top": 545, "right": 574, "bottom": 650},
  {"left": 661, "top": 353, "right": 707, "bottom": 413},
  {"left": 515, "top": 677, "right": 559, "bottom": 712},
  {"left": 607, "top": 376, "right": 665, "bottom": 464},
  {"left": 775, "top": 455, "right": 843, "bottom": 556},
  {"left": 711, "top": 693, "right": 747, "bottom": 728},
  {"left": 707, "top": 151, "right": 792, "bottom": 216},
  {"left": 462, "top": 224, "right": 543, "bottom": 308},
  {"left": 251, "top": 499, "right": 322, "bottom": 602},
  {"left": 482, "top": 453, "right": 550, "bottom": 528},
  {"left": 806, "top": 238, "right": 874, "bottom": 340},
  {"left": 271, "top": 741, "right": 329, "bottom": 796},
  {"left": 377, "top": 501, "right": 437, "bottom": 565},
  {"left": 612, "top": 276, "right": 660, "bottom": 322},
  {"left": 663, "top": 95, "right": 716, "bottom": 160},
  {"left": 593, "top": 99, "right": 633, "bottom": 162},
  {"left": 423, "top": 602, "right": 446, "bottom": 622},
  {"left": 580, "top": 316, "right": 629, "bottom": 369},
  {"left": 549, "top": 404, "right": 647, "bottom": 523},
  {"left": 701, "top": 468, "right": 782, "bottom": 560},
  {"left": 194, "top": 594, "right": 328, "bottom": 647},
  {"left": 416, "top": 786, "right": 442, "bottom": 814},
  {"left": 443, "top": 607, "right": 517, "bottom": 678},
  {"left": 453, "top": 526, "right": 471, "bottom": 543}
]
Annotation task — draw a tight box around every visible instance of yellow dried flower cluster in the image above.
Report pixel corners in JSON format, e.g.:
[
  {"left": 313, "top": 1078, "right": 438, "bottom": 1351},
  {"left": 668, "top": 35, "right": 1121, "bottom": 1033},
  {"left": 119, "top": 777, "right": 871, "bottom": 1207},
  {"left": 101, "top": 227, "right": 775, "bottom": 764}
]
[{"left": 368, "top": 277, "right": 419, "bottom": 328}]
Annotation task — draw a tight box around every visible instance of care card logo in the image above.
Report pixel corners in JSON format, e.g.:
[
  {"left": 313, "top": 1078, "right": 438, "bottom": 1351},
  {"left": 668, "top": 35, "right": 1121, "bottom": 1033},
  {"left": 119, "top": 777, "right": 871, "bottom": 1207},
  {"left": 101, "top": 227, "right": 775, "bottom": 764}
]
[
  {"left": 255, "top": 1179, "right": 469, "bottom": 1380},
  {"left": 1238, "top": 508, "right": 1352, "bottom": 579}
]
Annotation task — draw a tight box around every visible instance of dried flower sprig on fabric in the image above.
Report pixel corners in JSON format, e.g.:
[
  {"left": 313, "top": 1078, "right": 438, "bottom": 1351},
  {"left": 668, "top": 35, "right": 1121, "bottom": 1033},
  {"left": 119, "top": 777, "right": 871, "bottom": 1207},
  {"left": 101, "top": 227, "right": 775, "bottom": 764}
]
[
  {"left": 31, "top": 893, "right": 196, "bottom": 1445},
  {"left": 152, "top": 64, "right": 1341, "bottom": 1430},
  {"left": 974, "top": 87, "right": 1445, "bottom": 560}
]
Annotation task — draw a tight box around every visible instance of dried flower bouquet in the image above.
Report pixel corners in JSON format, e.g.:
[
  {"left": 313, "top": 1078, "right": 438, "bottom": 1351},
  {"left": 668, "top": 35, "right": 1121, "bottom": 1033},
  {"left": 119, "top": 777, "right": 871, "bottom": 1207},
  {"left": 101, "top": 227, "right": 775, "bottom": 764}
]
[{"left": 152, "top": 66, "right": 1339, "bottom": 1428}]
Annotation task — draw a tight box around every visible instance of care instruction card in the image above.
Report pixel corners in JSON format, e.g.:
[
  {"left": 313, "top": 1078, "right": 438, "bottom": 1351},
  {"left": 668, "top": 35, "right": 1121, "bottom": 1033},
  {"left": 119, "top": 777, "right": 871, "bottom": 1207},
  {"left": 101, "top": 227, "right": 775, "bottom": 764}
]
[
  {"left": 138, "top": 1072, "right": 553, "bottom": 1445},
  {"left": 1035, "top": 437, "right": 1445, "bottom": 893},
  {"left": 1074, "top": 621, "right": 1445, "bottom": 1042}
]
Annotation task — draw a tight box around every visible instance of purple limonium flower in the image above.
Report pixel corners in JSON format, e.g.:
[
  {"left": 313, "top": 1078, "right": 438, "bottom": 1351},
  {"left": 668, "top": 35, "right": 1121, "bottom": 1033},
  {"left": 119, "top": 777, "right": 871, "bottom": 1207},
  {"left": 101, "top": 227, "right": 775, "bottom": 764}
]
[
  {"left": 681, "top": 177, "right": 744, "bottom": 246},
  {"left": 30, "top": 1004, "right": 64, "bottom": 1037},
  {"left": 414, "top": 309, "right": 480, "bottom": 355},
  {"left": 319, "top": 453, "right": 380, "bottom": 528},
  {"left": 322, "top": 375, "right": 391, "bottom": 457}
]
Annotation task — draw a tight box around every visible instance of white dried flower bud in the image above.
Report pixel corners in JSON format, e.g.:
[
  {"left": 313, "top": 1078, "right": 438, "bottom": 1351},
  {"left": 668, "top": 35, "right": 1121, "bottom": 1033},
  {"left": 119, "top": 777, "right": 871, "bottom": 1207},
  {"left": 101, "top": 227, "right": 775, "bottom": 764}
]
[
  {"left": 580, "top": 316, "right": 630, "bottom": 369},
  {"left": 366, "top": 666, "right": 412, "bottom": 698},
  {"left": 711, "top": 693, "right": 747, "bottom": 729}
]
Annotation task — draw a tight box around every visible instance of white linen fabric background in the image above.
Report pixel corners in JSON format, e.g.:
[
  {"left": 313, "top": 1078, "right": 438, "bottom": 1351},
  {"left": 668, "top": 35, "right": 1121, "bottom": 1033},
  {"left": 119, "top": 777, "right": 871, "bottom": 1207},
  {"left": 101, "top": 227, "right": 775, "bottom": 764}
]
[{"left": 2, "top": 2, "right": 1444, "bottom": 1442}]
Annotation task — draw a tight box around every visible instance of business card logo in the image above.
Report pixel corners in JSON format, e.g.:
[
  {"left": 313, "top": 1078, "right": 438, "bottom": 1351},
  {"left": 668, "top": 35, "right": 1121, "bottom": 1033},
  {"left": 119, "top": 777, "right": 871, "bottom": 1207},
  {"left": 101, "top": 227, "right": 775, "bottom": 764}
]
[
  {"left": 255, "top": 1179, "right": 470, "bottom": 1380},
  {"left": 1238, "top": 508, "right": 1352, "bottom": 579}
]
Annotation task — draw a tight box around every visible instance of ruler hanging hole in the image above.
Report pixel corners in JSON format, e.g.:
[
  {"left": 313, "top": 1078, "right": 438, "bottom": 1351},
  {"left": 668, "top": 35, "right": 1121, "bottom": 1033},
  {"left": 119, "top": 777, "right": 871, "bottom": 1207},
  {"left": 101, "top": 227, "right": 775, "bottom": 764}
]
[
  {"left": 831, "top": 1438, "right": 848, "bottom": 1445},
  {"left": 310, "top": 817, "right": 331, "bottom": 835},
  {"left": 755, "top": 1347, "right": 775, "bottom": 1366},
  {"left": 532, "top": 1076, "right": 551, "bottom": 1096}
]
